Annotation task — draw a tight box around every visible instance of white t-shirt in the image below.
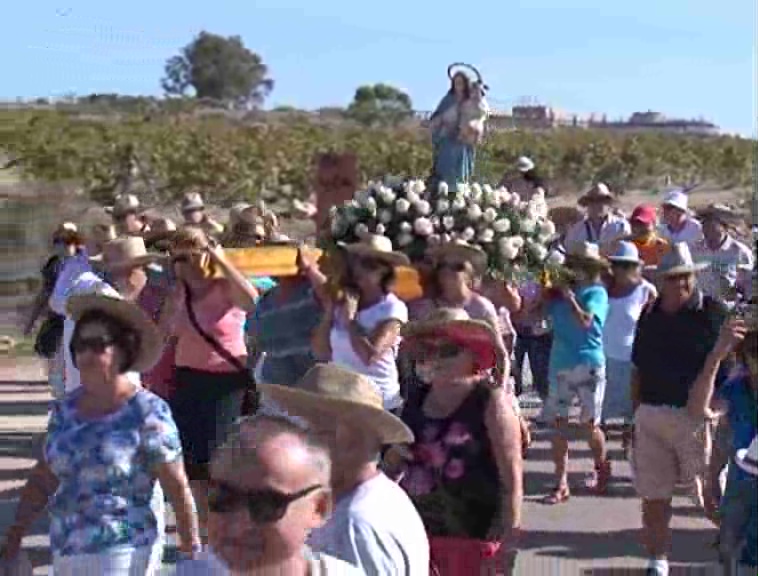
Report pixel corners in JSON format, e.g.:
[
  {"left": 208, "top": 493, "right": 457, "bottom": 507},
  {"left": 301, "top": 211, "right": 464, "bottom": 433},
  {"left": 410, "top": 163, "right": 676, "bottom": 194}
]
[
  {"left": 308, "top": 473, "right": 429, "bottom": 576},
  {"left": 658, "top": 218, "right": 703, "bottom": 247},
  {"left": 603, "top": 280, "right": 656, "bottom": 361},
  {"left": 330, "top": 294, "right": 407, "bottom": 411}
]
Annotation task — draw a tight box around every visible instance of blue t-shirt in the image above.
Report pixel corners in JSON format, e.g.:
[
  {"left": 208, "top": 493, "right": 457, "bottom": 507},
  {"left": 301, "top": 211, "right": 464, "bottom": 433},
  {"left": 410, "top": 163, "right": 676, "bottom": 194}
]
[
  {"left": 717, "top": 372, "right": 757, "bottom": 480},
  {"left": 45, "top": 388, "right": 182, "bottom": 557},
  {"left": 547, "top": 284, "right": 609, "bottom": 372}
]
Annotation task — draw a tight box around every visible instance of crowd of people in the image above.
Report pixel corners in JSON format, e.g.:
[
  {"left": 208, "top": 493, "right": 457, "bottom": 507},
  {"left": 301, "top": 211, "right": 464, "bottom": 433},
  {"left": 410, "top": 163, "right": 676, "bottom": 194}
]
[{"left": 1, "top": 177, "right": 756, "bottom": 575}]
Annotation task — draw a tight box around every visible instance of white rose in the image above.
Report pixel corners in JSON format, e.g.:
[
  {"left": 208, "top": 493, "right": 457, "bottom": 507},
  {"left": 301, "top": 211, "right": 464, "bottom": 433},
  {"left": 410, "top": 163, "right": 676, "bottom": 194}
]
[
  {"left": 497, "top": 189, "right": 512, "bottom": 206},
  {"left": 395, "top": 198, "right": 411, "bottom": 214},
  {"left": 467, "top": 204, "right": 483, "bottom": 220},
  {"left": 399, "top": 221, "right": 412, "bottom": 234},
  {"left": 365, "top": 197, "right": 377, "bottom": 214},
  {"left": 437, "top": 199, "right": 450, "bottom": 213},
  {"left": 461, "top": 227, "right": 476, "bottom": 241},
  {"left": 456, "top": 182, "right": 471, "bottom": 198},
  {"left": 415, "top": 200, "right": 431, "bottom": 216},
  {"left": 538, "top": 220, "right": 557, "bottom": 238},
  {"left": 493, "top": 218, "right": 511, "bottom": 233},
  {"left": 512, "top": 236, "right": 525, "bottom": 248},
  {"left": 442, "top": 215, "right": 455, "bottom": 230},
  {"left": 521, "top": 219, "right": 536, "bottom": 234},
  {"left": 379, "top": 209, "right": 393, "bottom": 224},
  {"left": 438, "top": 181, "right": 449, "bottom": 196},
  {"left": 441, "top": 233, "right": 451, "bottom": 243},
  {"left": 412, "top": 180, "right": 426, "bottom": 195},
  {"left": 452, "top": 197, "right": 466, "bottom": 211},
  {"left": 406, "top": 191, "right": 420, "bottom": 204},
  {"left": 375, "top": 223, "right": 386, "bottom": 235},
  {"left": 449, "top": 231, "right": 458, "bottom": 240},
  {"left": 430, "top": 215, "right": 441, "bottom": 228},
  {"left": 509, "top": 192, "right": 521, "bottom": 206},
  {"left": 355, "top": 190, "right": 371, "bottom": 206},
  {"left": 483, "top": 207, "right": 498, "bottom": 223},
  {"left": 530, "top": 244, "right": 548, "bottom": 261},
  {"left": 471, "top": 184, "right": 483, "bottom": 203},
  {"left": 531, "top": 189, "right": 545, "bottom": 202},
  {"left": 498, "top": 237, "right": 520, "bottom": 260},
  {"left": 428, "top": 234, "right": 441, "bottom": 246},
  {"left": 355, "top": 223, "right": 370, "bottom": 239},
  {"left": 414, "top": 217, "right": 434, "bottom": 237},
  {"left": 478, "top": 229, "right": 495, "bottom": 243},
  {"left": 397, "top": 232, "right": 414, "bottom": 247},
  {"left": 378, "top": 187, "right": 396, "bottom": 204}
]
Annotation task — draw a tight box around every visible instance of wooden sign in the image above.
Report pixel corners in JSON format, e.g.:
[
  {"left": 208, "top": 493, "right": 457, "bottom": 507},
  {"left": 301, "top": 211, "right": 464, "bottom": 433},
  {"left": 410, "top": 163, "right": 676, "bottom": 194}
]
[{"left": 314, "top": 153, "right": 358, "bottom": 228}]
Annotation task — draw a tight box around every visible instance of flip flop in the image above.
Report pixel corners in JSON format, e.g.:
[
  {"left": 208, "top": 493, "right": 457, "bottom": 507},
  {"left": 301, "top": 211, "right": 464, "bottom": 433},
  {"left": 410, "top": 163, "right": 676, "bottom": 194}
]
[{"left": 542, "top": 484, "right": 570, "bottom": 505}]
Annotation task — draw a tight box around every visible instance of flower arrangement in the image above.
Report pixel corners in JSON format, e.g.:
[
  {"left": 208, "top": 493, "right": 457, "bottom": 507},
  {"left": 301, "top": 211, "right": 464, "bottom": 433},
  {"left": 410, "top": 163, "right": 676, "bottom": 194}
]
[{"left": 327, "top": 179, "right": 558, "bottom": 278}]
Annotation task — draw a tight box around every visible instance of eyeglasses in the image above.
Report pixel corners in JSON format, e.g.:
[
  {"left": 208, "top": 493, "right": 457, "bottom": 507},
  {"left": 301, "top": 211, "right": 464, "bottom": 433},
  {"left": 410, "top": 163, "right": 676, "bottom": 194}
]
[
  {"left": 71, "top": 334, "right": 115, "bottom": 355},
  {"left": 436, "top": 261, "right": 468, "bottom": 273},
  {"left": 208, "top": 481, "right": 322, "bottom": 524}
]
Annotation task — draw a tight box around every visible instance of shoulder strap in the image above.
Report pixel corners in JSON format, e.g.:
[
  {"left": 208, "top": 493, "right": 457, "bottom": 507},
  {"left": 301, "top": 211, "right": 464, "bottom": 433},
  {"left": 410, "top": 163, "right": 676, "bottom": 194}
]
[{"left": 183, "top": 282, "right": 246, "bottom": 373}]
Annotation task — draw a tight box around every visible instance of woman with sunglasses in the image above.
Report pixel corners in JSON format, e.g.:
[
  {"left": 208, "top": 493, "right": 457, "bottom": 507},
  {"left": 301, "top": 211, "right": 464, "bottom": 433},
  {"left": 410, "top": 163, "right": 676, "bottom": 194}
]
[
  {"left": 312, "top": 234, "right": 409, "bottom": 413},
  {"left": 1, "top": 293, "right": 199, "bottom": 575},
  {"left": 161, "top": 226, "right": 258, "bottom": 537},
  {"left": 602, "top": 242, "right": 657, "bottom": 455}
]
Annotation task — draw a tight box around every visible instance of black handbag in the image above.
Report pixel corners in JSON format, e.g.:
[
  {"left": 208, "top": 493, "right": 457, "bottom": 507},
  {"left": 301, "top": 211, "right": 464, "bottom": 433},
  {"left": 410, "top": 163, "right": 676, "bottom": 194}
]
[
  {"left": 182, "top": 282, "right": 259, "bottom": 415},
  {"left": 33, "top": 314, "right": 64, "bottom": 359}
]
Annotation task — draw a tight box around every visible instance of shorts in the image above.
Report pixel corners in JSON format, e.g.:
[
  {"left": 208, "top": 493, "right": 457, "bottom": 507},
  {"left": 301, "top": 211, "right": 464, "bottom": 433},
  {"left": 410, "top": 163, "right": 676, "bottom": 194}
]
[
  {"left": 632, "top": 404, "right": 707, "bottom": 500},
  {"left": 169, "top": 367, "right": 248, "bottom": 480},
  {"left": 52, "top": 544, "right": 159, "bottom": 576},
  {"left": 602, "top": 358, "right": 633, "bottom": 422},
  {"left": 543, "top": 364, "right": 606, "bottom": 425}
]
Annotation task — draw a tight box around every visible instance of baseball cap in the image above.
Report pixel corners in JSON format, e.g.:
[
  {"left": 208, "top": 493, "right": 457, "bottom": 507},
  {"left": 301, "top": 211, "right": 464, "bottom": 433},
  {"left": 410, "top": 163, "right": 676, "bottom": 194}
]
[{"left": 630, "top": 204, "right": 657, "bottom": 225}]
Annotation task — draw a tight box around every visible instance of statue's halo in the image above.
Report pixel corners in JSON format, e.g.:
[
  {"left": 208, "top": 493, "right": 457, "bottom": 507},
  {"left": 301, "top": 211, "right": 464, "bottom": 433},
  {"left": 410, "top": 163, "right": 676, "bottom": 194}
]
[{"left": 447, "top": 62, "right": 488, "bottom": 91}]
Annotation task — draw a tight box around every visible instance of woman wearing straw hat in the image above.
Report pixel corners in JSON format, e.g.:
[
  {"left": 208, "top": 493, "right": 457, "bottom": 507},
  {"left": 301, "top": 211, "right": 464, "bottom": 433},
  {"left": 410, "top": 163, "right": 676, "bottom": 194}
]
[
  {"left": 388, "top": 308, "right": 523, "bottom": 575},
  {"left": 312, "top": 234, "right": 410, "bottom": 413},
  {"left": 540, "top": 241, "right": 612, "bottom": 503},
  {"left": 0, "top": 293, "right": 200, "bottom": 574}
]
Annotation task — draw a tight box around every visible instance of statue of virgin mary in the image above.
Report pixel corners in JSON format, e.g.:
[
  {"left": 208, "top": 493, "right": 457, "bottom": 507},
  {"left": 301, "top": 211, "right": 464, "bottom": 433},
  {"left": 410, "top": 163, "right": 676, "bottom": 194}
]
[{"left": 429, "top": 64, "right": 488, "bottom": 190}]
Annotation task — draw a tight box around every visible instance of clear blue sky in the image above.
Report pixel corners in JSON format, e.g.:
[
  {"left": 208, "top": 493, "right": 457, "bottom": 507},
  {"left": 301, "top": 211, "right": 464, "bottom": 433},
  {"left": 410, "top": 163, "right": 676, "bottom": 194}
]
[{"left": 1, "top": 0, "right": 755, "bottom": 135}]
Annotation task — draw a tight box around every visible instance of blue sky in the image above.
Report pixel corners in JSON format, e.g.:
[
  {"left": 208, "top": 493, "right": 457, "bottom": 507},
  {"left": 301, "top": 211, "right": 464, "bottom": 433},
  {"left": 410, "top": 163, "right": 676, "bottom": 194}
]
[{"left": 1, "top": 0, "right": 755, "bottom": 135}]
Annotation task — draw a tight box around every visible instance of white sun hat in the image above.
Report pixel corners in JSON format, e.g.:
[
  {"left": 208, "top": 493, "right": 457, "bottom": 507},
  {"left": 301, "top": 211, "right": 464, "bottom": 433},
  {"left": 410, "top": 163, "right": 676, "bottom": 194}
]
[
  {"left": 516, "top": 156, "right": 535, "bottom": 173},
  {"left": 661, "top": 189, "right": 689, "bottom": 213}
]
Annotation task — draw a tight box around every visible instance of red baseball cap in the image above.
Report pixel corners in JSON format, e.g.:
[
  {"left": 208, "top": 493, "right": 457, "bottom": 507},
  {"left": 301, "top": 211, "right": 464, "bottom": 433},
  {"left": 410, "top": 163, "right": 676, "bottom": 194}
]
[{"left": 630, "top": 204, "right": 657, "bottom": 225}]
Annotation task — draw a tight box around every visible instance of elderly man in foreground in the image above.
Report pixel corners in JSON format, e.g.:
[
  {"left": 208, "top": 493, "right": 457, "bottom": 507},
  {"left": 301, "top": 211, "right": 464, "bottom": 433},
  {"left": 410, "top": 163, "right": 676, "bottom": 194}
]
[
  {"left": 173, "top": 413, "right": 360, "bottom": 575},
  {"left": 261, "top": 363, "right": 430, "bottom": 575}
]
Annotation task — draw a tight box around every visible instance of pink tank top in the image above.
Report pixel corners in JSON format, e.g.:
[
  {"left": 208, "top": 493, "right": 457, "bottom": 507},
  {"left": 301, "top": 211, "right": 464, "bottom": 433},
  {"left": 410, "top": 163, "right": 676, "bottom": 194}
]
[{"left": 173, "top": 281, "right": 247, "bottom": 373}]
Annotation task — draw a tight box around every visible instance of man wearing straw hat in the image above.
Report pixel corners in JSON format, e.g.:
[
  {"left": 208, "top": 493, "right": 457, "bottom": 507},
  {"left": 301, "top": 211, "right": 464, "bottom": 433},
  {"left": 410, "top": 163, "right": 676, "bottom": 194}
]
[
  {"left": 180, "top": 192, "right": 224, "bottom": 238},
  {"left": 108, "top": 194, "right": 151, "bottom": 237},
  {"left": 564, "top": 183, "right": 630, "bottom": 254},
  {"left": 630, "top": 242, "right": 732, "bottom": 576},
  {"left": 259, "top": 364, "right": 429, "bottom": 575}
]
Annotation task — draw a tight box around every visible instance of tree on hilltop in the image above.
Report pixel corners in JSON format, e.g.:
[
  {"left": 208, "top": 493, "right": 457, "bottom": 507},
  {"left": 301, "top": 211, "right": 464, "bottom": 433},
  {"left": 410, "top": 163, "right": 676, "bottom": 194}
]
[
  {"left": 346, "top": 84, "right": 413, "bottom": 127},
  {"left": 161, "top": 31, "right": 273, "bottom": 108}
]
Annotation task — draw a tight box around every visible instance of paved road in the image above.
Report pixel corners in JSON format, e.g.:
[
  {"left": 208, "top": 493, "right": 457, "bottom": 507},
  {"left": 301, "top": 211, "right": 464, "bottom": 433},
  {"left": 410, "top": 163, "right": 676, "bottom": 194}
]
[{"left": 0, "top": 358, "right": 723, "bottom": 575}]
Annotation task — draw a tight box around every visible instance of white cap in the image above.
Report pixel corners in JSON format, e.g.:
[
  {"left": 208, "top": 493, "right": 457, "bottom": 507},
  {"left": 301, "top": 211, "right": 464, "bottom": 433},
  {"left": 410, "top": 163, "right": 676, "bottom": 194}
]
[
  {"left": 662, "top": 190, "right": 689, "bottom": 212},
  {"left": 516, "top": 156, "right": 535, "bottom": 173}
]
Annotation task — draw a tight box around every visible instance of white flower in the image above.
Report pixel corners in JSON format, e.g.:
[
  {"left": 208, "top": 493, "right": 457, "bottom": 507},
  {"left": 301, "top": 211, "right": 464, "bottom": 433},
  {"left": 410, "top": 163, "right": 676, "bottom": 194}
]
[
  {"left": 399, "top": 221, "right": 412, "bottom": 234},
  {"left": 521, "top": 218, "right": 537, "bottom": 234},
  {"left": 395, "top": 198, "right": 411, "bottom": 214},
  {"left": 442, "top": 215, "right": 455, "bottom": 230},
  {"left": 430, "top": 215, "right": 440, "bottom": 228},
  {"left": 471, "top": 183, "right": 482, "bottom": 198},
  {"left": 498, "top": 237, "right": 520, "bottom": 260},
  {"left": 414, "top": 217, "right": 434, "bottom": 237},
  {"left": 493, "top": 218, "right": 511, "bottom": 234},
  {"left": 378, "top": 187, "right": 396, "bottom": 204},
  {"left": 438, "top": 181, "right": 449, "bottom": 196},
  {"left": 397, "top": 232, "right": 414, "bottom": 247},
  {"left": 415, "top": 200, "right": 431, "bottom": 216},
  {"left": 531, "top": 189, "right": 545, "bottom": 202},
  {"left": 355, "top": 189, "right": 372, "bottom": 207},
  {"left": 509, "top": 192, "right": 521, "bottom": 206},
  {"left": 461, "top": 227, "right": 476, "bottom": 241},
  {"left": 406, "top": 191, "right": 420, "bottom": 205},
  {"left": 428, "top": 234, "right": 441, "bottom": 246},
  {"left": 355, "top": 223, "right": 370, "bottom": 239},
  {"left": 530, "top": 243, "right": 548, "bottom": 261},
  {"left": 512, "top": 236, "right": 525, "bottom": 248},
  {"left": 497, "top": 189, "right": 512, "bottom": 206},
  {"left": 467, "top": 204, "right": 483, "bottom": 220},
  {"left": 456, "top": 182, "right": 471, "bottom": 198},
  {"left": 376, "top": 223, "right": 386, "bottom": 235},
  {"left": 379, "top": 210, "right": 393, "bottom": 224},
  {"left": 483, "top": 207, "right": 498, "bottom": 223},
  {"left": 478, "top": 229, "right": 495, "bottom": 243},
  {"left": 411, "top": 180, "right": 426, "bottom": 195},
  {"left": 452, "top": 197, "right": 466, "bottom": 211},
  {"left": 538, "top": 220, "right": 557, "bottom": 238},
  {"left": 365, "top": 197, "right": 377, "bottom": 214},
  {"left": 437, "top": 199, "right": 450, "bottom": 213}
]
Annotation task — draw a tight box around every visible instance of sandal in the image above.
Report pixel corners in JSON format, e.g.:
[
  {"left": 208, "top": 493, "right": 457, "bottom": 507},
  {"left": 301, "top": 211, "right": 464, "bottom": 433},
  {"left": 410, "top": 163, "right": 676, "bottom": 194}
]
[
  {"left": 586, "top": 460, "right": 612, "bottom": 495},
  {"left": 542, "top": 484, "right": 571, "bottom": 505}
]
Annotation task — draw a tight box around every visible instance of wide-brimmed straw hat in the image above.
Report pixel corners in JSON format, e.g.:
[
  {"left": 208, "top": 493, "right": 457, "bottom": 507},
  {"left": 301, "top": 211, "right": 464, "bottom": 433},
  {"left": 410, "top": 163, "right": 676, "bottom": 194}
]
[
  {"left": 653, "top": 242, "right": 708, "bottom": 277},
  {"left": 578, "top": 183, "right": 614, "bottom": 207},
  {"left": 259, "top": 364, "right": 414, "bottom": 445},
  {"left": 696, "top": 203, "right": 743, "bottom": 228},
  {"left": 736, "top": 436, "right": 758, "bottom": 476},
  {"left": 97, "top": 237, "right": 162, "bottom": 271},
  {"left": 402, "top": 308, "right": 500, "bottom": 370},
  {"left": 67, "top": 292, "right": 162, "bottom": 373},
  {"left": 426, "top": 240, "right": 488, "bottom": 275},
  {"left": 564, "top": 241, "right": 609, "bottom": 269},
  {"left": 181, "top": 192, "right": 205, "bottom": 212},
  {"left": 340, "top": 234, "right": 410, "bottom": 268}
]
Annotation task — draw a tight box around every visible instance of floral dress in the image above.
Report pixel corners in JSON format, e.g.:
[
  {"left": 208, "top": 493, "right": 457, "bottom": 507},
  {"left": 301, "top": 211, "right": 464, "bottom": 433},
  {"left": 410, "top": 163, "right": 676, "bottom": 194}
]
[
  {"left": 45, "top": 387, "right": 181, "bottom": 557},
  {"left": 400, "top": 384, "right": 500, "bottom": 540}
]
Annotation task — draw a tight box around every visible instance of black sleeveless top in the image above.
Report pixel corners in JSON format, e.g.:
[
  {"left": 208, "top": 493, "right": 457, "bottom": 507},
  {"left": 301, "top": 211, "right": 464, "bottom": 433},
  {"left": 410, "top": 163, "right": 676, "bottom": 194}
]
[{"left": 400, "top": 383, "right": 501, "bottom": 539}]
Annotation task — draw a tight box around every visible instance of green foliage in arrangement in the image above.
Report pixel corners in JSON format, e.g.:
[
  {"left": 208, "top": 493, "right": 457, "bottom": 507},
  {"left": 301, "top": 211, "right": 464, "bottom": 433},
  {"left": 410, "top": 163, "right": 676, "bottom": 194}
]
[{"left": 0, "top": 109, "right": 753, "bottom": 207}]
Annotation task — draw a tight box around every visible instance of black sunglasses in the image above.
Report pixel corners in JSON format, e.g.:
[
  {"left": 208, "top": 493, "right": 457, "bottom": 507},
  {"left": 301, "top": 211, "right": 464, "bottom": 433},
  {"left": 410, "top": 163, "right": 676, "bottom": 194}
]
[
  {"left": 71, "top": 334, "right": 116, "bottom": 355},
  {"left": 208, "top": 481, "right": 322, "bottom": 524}
]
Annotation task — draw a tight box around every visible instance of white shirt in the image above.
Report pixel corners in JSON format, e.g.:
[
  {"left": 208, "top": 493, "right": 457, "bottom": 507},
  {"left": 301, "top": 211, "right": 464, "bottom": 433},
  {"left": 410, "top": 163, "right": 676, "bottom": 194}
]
[
  {"left": 309, "top": 473, "right": 429, "bottom": 576},
  {"left": 658, "top": 218, "right": 703, "bottom": 247},
  {"left": 564, "top": 214, "right": 630, "bottom": 253},
  {"left": 603, "top": 281, "right": 656, "bottom": 361},
  {"left": 49, "top": 253, "right": 141, "bottom": 393},
  {"left": 330, "top": 294, "right": 407, "bottom": 411},
  {"left": 691, "top": 235, "right": 754, "bottom": 301}
]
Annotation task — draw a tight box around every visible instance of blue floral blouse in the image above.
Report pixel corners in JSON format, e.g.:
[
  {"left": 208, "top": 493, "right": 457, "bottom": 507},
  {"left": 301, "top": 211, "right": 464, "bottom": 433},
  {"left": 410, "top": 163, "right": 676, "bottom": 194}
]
[{"left": 45, "top": 388, "right": 182, "bottom": 557}]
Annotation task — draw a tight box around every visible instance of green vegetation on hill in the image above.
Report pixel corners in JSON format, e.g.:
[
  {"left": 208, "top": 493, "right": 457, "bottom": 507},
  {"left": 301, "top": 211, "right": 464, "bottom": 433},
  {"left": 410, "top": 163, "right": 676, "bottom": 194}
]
[{"left": 1, "top": 109, "right": 752, "bottom": 206}]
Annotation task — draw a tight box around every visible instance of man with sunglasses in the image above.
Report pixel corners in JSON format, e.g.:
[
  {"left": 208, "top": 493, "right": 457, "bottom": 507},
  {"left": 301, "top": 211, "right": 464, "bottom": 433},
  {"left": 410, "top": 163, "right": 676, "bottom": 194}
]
[{"left": 173, "top": 413, "right": 360, "bottom": 575}]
